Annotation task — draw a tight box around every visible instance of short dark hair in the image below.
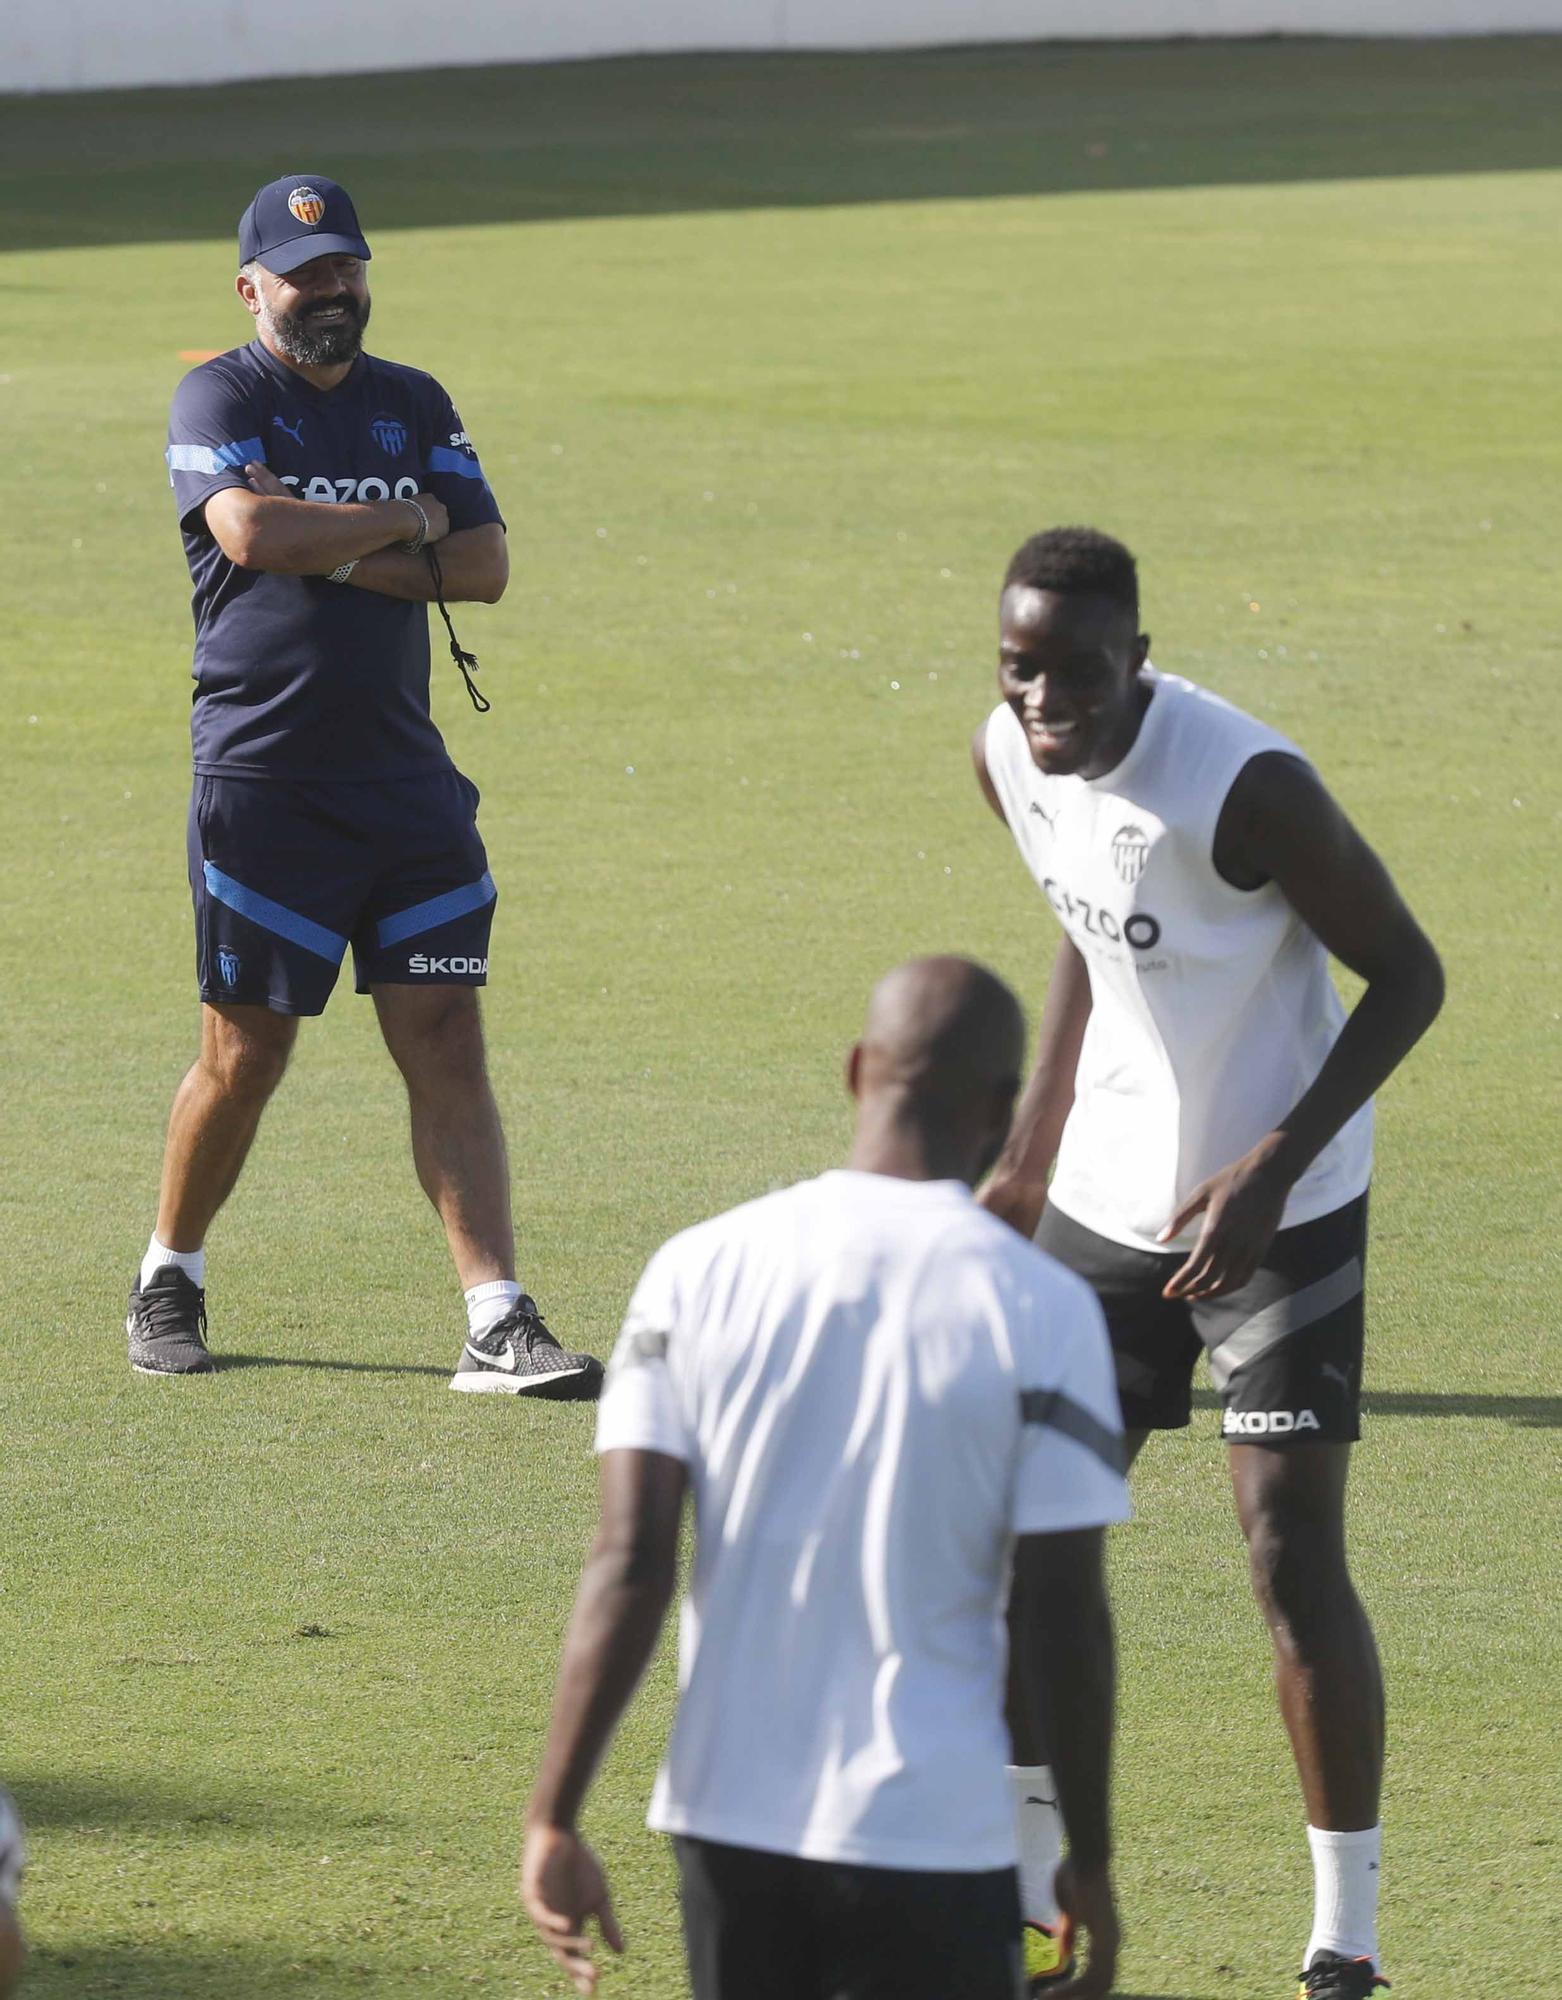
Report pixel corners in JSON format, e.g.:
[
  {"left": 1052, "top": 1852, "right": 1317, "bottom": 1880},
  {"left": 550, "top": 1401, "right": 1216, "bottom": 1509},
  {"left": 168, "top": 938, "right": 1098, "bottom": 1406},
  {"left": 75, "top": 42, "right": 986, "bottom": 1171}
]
[{"left": 1003, "top": 527, "right": 1139, "bottom": 621}]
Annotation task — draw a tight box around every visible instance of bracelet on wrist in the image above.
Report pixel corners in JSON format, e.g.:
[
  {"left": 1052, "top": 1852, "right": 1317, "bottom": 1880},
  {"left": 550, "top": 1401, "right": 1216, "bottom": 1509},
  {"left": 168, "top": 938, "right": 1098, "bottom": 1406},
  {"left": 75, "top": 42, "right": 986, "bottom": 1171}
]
[
  {"left": 399, "top": 498, "right": 430, "bottom": 555},
  {"left": 327, "top": 559, "right": 358, "bottom": 584}
]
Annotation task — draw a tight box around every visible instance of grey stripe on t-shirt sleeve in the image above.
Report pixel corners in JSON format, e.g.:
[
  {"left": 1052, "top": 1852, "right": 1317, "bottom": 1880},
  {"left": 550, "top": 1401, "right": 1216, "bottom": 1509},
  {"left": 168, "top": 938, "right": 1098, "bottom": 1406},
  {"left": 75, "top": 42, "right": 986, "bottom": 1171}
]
[
  {"left": 1019, "top": 1388, "right": 1127, "bottom": 1476},
  {"left": 611, "top": 1324, "right": 670, "bottom": 1373}
]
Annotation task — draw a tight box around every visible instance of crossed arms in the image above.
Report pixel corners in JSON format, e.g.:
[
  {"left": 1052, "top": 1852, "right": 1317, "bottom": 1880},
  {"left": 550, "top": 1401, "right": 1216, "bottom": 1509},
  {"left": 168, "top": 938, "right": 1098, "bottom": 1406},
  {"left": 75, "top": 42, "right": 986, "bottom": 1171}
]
[{"left": 203, "top": 462, "right": 508, "bottom": 604}]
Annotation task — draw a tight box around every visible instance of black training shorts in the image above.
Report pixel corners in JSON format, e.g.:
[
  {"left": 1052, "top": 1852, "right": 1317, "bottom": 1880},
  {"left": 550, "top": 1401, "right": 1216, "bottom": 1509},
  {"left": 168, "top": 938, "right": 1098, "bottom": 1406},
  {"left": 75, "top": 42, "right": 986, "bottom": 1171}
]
[
  {"left": 1036, "top": 1195, "right": 1369, "bottom": 1443},
  {"left": 187, "top": 768, "right": 496, "bottom": 1016},
  {"left": 675, "top": 1836, "right": 1023, "bottom": 2000}
]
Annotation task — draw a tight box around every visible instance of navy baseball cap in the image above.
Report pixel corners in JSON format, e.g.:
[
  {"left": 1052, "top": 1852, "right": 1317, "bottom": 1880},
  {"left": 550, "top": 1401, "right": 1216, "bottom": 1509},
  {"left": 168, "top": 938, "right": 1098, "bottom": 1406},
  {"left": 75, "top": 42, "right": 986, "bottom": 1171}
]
[{"left": 238, "top": 175, "right": 371, "bottom": 275}]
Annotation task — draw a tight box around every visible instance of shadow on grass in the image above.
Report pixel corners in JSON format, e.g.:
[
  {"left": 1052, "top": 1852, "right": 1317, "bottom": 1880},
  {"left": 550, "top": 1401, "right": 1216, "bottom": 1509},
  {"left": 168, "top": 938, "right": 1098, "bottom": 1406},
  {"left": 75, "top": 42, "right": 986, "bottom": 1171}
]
[
  {"left": 7, "top": 1769, "right": 400, "bottom": 1838},
  {"left": 1191, "top": 1388, "right": 1562, "bottom": 1426},
  {"left": 23, "top": 1940, "right": 392, "bottom": 1999},
  {"left": 217, "top": 1352, "right": 449, "bottom": 1379},
  {"left": 3, "top": 37, "right": 1562, "bottom": 254},
  {"left": 9, "top": 1776, "right": 1223, "bottom": 1999},
  {"left": 19, "top": 1942, "right": 1217, "bottom": 2000},
  {"left": 1361, "top": 1390, "right": 1562, "bottom": 1426}
]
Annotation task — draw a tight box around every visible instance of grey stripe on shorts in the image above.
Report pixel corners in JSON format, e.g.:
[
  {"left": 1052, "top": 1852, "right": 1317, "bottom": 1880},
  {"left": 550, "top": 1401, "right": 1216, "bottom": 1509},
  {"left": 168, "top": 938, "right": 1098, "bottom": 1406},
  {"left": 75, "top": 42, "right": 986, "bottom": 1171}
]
[{"left": 1206, "top": 1256, "right": 1364, "bottom": 1393}]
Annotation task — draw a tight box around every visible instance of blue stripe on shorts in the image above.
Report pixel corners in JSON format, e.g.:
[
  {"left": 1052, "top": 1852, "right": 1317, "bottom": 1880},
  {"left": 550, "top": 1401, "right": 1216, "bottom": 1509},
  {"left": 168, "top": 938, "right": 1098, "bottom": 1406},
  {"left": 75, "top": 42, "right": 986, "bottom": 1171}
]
[
  {"left": 203, "top": 862, "right": 348, "bottom": 963},
  {"left": 375, "top": 871, "right": 496, "bottom": 948}
]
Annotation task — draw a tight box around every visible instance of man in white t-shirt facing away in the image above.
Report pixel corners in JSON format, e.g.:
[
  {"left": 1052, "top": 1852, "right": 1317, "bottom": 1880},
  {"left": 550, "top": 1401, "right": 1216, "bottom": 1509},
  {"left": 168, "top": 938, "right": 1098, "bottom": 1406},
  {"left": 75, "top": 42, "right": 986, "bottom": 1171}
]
[
  {"left": 972, "top": 528, "right": 1444, "bottom": 2000},
  {"left": 521, "top": 956, "right": 1131, "bottom": 2000}
]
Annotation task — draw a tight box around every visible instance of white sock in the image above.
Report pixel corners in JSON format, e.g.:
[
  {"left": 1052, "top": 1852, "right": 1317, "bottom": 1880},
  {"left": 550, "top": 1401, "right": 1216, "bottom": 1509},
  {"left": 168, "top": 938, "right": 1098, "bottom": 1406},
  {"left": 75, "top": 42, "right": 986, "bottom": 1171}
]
[
  {"left": 465, "top": 1279, "right": 521, "bottom": 1340},
  {"left": 140, "top": 1234, "right": 205, "bottom": 1290},
  {"left": 1306, "top": 1822, "right": 1382, "bottom": 1969},
  {"left": 1008, "top": 1764, "right": 1063, "bottom": 1926}
]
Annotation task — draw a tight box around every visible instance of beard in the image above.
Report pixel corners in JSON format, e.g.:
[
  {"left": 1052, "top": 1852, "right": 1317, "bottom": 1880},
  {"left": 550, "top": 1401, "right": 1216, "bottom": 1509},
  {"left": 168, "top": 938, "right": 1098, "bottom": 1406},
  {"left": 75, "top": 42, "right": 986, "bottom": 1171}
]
[{"left": 262, "top": 289, "right": 371, "bottom": 367}]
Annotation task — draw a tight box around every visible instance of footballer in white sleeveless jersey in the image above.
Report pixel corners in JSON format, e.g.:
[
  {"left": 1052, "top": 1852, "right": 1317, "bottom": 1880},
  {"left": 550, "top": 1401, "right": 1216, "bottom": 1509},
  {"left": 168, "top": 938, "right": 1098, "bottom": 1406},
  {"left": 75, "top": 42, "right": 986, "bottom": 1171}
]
[{"left": 974, "top": 527, "right": 1442, "bottom": 1998}]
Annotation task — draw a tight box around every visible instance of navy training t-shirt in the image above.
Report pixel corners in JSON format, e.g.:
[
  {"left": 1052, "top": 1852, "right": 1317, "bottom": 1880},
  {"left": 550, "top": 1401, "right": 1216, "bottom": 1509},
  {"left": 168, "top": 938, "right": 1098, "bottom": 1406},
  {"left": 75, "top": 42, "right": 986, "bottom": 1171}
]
[{"left": 166, "top": 340, "right": 505, "bottom": 779}]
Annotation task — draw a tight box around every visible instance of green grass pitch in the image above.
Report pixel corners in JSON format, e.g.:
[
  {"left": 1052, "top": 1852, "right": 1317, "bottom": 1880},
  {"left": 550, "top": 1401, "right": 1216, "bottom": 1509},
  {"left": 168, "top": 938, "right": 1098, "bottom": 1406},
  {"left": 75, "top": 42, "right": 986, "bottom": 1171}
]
[{"left": 2, "top": 34, "right": 1560, "bottom": 1998}]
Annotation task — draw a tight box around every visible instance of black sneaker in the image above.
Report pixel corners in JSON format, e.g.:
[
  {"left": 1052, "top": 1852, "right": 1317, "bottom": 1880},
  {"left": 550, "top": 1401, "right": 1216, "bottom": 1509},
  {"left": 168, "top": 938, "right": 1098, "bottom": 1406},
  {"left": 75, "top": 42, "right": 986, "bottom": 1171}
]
[
  {"left": 450, "top": 1295, "right": 603, "bottom": 1400},
  {"left": 1299, "top": 1952, "right": 1389, "bottom": 1998},
  {"left": 127, "top": 1266, "right": 215, "bottom": 1376}
]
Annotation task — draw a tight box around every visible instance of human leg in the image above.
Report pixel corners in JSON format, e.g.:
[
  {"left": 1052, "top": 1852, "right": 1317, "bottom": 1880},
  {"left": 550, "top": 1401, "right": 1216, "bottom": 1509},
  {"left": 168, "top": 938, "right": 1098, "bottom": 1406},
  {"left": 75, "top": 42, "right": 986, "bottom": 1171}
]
[
  {"left": 354, "top": 768, "right": 514, "bottom": 1293},
  {"left": 137, "top": 771, "right": 365, "bottom": 1369},
  {"left": 174, "top": 773, "right": 349, "bottom": 1250},
  {"left": 1013, "top": 1207, "right": 1191, "bottom": 1971},
  {"left": 373, "top": 982, "right": 513, "bottom": 1289},
  {"left": 1230, "top": 1442, "right": 1383, "bottom": 1829},
  {"left": 358, "top": 771, "right": 597, "bottom": 1395},
  {"left": 1196, "top": 1195, "right": 1384, "bottom": 1977},
  {"left": 372, "top": 982, "right": 601, "bottom": 1397},
  {"left": 1231, "top": 1441, "right": 1385, "bottom": 1982},
  {"left": 128, "top": 1002, "right": 298, "bottom": 1375},
  {"left": 1004, "top": 1430, "right": 1146, "bottom": 1992},
  {"left": 154, "top": 1002, "right": 298, "bottom": 1251}
]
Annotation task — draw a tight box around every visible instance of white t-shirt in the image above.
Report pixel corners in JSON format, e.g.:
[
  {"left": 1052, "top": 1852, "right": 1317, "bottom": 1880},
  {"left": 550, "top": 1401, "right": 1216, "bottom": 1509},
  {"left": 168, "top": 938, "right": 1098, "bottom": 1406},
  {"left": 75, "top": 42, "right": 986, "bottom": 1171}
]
[
  {"left": 595, "top": 1169, "right": 1130, "bottom": 1873},
  {"left": 985, "top": 670, "right": 1373, "bottom": 1254}
]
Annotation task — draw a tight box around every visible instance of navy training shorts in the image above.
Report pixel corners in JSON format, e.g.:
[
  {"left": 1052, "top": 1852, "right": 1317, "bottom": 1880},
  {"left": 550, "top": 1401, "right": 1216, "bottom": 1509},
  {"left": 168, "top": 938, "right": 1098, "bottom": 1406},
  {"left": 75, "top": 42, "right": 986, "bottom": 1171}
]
[
  {"left": 1037, "top": 1194, "right": 1369, "bottom": 1444},
  {"left": 188, "top": 769, "right": 496, "bottom": 1016}
]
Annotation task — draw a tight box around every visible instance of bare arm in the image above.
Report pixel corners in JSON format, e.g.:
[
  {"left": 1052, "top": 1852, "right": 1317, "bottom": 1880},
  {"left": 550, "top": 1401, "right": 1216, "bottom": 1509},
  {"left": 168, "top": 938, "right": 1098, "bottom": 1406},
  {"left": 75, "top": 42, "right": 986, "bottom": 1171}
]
[
  {"left": 971, "top": 722, "right": 1093, "bottom": 1236},
  {"left": 521, "top": 1448, "right": 687, "bottom": 1995},
  {"left": 1012, "top": 1528, "right": 1119, "bottom": 1998},
  {"left": 204, "top": 467, "right": 449, "bottom": 574},
  {"left": 1161, "top": 751, "right": 1444, "bottom": 1299},
  {"left": 348, "top": 522, "right": 508, "bottom": 604},
  {"left": 979, "top": 934, "right": 1093, "bottom": 1238},
  {"left": 527, "top": 1447, "right": 686, "bottom": 1828}
]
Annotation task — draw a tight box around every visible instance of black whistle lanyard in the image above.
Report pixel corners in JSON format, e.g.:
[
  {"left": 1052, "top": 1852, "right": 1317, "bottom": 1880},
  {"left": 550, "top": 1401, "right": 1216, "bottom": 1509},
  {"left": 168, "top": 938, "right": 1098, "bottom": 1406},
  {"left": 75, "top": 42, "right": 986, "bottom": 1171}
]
[{"left": 425, "top": 545, "right": 490, "bottom": 713}]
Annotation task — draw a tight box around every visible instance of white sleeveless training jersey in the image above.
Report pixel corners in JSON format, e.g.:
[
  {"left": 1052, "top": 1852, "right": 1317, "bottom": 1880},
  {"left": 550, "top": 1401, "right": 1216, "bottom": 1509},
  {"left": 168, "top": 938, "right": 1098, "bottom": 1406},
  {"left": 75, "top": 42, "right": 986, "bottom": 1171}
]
[{"left": 985, "top": 669, "right": 1373, "bottom": 1254}]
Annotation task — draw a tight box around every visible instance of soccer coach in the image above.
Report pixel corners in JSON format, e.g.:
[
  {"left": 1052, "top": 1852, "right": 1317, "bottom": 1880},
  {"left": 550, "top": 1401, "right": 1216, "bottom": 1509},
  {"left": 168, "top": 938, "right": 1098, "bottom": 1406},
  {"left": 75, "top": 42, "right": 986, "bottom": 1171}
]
[
  {"left": 522, "top": 958, "right": 1130, "bottom": 1999},
  {"left": 131, "top": 174, "right": 601, "bottom": 1398}
]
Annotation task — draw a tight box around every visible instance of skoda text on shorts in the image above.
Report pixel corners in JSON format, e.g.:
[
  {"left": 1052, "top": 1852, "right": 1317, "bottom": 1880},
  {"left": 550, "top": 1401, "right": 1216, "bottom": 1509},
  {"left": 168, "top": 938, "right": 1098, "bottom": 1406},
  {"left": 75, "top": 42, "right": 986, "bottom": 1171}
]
[
  {"left": 132, "top": 172, "right": 602, "bottom": 1400},
  {"left": 972, "top": 527, "right": 1444, "bottom": 1992},
  {"left": 521, "top": 961, "right": 1130, "bottom": 2000}
]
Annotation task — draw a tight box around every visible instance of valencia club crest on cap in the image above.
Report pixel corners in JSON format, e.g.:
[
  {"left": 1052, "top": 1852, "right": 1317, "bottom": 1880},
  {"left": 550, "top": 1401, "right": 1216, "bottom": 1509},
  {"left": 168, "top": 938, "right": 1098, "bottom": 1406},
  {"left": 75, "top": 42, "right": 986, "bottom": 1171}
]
[{"left": 239, "top": 175, "right": 371, "bottom": 273}]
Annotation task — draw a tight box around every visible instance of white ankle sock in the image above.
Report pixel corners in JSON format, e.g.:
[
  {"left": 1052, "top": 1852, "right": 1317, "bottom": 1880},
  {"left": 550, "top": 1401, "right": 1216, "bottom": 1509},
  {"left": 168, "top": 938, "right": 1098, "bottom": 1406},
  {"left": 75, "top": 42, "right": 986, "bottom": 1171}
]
[
  {"left": 1008, "top": 1764, "right": 1063, "bottom": 1926},
  {"left": 141, "top": 1234, "right": 205, "bottom": 1291},
  {"left": 465, "top": 1279, "right": 521, "bottom": 1340},
  {"left": 1306, "top": 1822, "right": 1382, "bottom": 1968}
]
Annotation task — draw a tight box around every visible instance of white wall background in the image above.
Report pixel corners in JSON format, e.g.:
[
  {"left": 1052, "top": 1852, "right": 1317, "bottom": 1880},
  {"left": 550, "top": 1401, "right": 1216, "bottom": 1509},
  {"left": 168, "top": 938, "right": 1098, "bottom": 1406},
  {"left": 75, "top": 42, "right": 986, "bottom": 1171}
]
[{"left": 5, "top": 0, "right": 1560, "bottom": 95}]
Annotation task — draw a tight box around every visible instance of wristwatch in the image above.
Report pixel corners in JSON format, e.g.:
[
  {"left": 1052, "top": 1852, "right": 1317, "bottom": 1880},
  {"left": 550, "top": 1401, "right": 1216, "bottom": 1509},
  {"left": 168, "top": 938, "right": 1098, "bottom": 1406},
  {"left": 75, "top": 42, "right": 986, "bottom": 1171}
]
[{"left": 327, "top": 560, "right": 359, "bottom": 584}]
